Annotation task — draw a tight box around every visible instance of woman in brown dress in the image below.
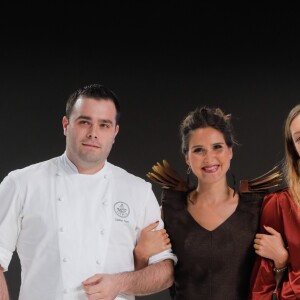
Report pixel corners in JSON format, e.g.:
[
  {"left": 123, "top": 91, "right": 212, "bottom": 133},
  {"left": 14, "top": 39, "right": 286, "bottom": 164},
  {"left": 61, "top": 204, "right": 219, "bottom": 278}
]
[{"left": 135, "top": 106, "right": 288, "bottom": 300}]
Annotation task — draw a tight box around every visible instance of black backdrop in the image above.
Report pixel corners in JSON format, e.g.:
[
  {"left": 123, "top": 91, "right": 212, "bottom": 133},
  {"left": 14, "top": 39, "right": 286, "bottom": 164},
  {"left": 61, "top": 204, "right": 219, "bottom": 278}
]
[{"left": 1, "top": 2, "right": 300, "bottom": 299}]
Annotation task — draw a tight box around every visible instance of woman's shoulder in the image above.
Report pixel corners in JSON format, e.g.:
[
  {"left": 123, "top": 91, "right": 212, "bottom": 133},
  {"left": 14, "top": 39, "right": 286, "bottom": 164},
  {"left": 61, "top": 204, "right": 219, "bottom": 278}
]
[
  {"left": 161, "top": 188, "right": 188, "bottom": 203},
  {"left": 265, "top": 187, "right": 290, "bottom": 197},
  {"left": 260, "top": 188, "right": 293, "bottom": 228},
  {"left": 263, "top": 187, "right": 291, "bottom": 207},
  {"left": 239, "top": 191, "right": 267, "bottom": 202},
  {"left": 238, "top": 191, "right": 266, "bottom": 207},
  {"left": 238, "top": 188, "right": 291, "bottom": 211}
]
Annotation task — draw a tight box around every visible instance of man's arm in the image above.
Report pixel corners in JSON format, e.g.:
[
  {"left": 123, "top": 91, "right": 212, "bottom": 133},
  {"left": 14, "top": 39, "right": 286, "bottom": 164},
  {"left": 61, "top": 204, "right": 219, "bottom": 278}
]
[
  {"left": 0, "top": 267, "right": 9, "bottom": 300},
  {"left": 83, "top": 259, "right": 173, "bottom": 300}
]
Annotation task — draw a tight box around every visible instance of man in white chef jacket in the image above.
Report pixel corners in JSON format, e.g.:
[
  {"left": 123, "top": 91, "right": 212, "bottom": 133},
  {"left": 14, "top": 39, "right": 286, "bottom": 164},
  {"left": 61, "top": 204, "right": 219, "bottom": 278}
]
[{"left": 0, "top": 84, "right": 176, "bottom": 300}]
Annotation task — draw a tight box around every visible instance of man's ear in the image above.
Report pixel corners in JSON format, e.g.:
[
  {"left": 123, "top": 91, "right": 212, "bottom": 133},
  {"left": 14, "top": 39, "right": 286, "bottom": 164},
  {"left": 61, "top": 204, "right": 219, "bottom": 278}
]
[
  {"left": 62, "top": 116, "right": 69, "bottom": 136},
  {"left": 115, "top": 125, "right": 119, "bottom": 138},
  {"left": 112, "top": 125, "right": 119, "bottom": 143}
]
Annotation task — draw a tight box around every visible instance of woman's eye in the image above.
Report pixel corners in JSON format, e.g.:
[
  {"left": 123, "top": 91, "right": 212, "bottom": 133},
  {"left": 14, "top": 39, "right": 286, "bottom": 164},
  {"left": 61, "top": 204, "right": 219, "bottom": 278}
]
[
  {"left": 193, "top": 148, "right": 204, "bottom": 153},
  {"left": 295, "top": 137, "right": 300, "bottom": 143},
  {"left": 213, "top": 144, "right": 223, "bottom": 150}
]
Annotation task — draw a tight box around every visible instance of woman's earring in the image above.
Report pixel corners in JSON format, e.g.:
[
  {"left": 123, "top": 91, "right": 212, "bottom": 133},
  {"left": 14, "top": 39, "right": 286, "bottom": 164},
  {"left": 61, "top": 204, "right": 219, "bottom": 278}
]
[
  {"left": 187, "top": 165, "right": 191, "bottom": 187},
  {"left": 187, "top": 166, "right": 191, "bottom": 174}
]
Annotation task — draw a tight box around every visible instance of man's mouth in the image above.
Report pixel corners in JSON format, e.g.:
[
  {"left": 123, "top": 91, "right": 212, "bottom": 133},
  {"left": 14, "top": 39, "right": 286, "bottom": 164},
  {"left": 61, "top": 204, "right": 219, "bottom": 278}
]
[{"left": 82, "top": 143, "right": 101, "bottom": 148}]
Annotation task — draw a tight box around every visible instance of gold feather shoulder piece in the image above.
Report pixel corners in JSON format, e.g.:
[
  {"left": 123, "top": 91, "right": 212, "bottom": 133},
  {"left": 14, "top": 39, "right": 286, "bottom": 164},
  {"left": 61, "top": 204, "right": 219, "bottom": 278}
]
[
  {"left": 147, "top": 161, "right": 283, "bottom": 193},
  {"left": 146, "top": 160, "right": 189, "bottom": 192},
  {"left": 239, "top": 164, "right": 283, "bottom": 193}
]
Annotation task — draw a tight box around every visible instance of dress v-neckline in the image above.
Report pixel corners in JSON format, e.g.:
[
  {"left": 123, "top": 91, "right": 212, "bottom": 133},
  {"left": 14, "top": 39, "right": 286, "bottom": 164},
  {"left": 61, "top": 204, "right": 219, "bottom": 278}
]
[{"left": 185, "top": 193, "right": 241, "bottom": 233}]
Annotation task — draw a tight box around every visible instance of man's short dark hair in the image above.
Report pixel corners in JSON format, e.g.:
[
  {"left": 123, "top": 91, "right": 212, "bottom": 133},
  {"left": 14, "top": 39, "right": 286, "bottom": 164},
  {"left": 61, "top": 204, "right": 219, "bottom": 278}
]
[{"left": 66, "top": 84, "right": 121, "bottom": 124}]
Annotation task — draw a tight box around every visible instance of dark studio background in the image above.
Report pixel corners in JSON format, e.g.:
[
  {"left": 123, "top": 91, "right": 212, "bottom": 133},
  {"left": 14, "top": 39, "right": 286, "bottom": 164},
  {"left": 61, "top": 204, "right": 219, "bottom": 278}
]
[{"left": 1, "top": 2, "right": 300, "bottom": 299}]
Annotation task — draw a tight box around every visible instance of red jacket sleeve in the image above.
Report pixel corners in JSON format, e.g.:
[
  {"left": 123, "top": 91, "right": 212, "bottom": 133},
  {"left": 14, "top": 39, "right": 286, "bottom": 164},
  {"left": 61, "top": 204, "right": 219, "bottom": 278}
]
[{"left": 250, "top": 189, "right": 300, "bottom": 299}]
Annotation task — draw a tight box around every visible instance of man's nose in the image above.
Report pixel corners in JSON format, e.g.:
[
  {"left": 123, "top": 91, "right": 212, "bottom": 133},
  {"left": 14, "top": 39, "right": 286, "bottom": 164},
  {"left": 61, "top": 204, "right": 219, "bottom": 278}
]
[{"left": 87, "top": 124, "right": 98, "bottom": 139}]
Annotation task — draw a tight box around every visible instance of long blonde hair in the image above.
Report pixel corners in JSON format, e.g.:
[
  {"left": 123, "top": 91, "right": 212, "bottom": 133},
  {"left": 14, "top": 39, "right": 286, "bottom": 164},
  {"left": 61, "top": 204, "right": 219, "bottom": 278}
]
[{"left": 284, "top": 104, "right": 300, "bottom": 209}]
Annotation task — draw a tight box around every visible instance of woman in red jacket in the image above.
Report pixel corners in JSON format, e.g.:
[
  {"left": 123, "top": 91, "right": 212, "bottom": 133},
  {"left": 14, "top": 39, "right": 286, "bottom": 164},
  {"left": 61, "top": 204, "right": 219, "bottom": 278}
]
[{"left": 251, "top": 104, "right": 300, "bottom": 299}]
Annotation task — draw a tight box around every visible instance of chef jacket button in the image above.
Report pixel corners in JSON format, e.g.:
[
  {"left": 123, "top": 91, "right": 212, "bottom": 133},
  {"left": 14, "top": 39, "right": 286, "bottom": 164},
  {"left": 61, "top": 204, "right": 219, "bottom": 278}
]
[
  {"left": 62, "top": 257, "right": 68, "bottom": 262},
  {"left": 104, "top": 174, "right": 108, "bottom": 179},
  {"left": 58, "top": 196, "right": 64, "bottom": 202},
  {"left": 96, "top": 260, "right": 101, "bottom": 265},
  {"left": 102, "top": 200, "right": 107, "bottom": 206},
  {"left": 63, "top": 289, "right": 67, "bottom": 294},
  {"left": 56, "top": 172, "right": 61, "bottom": 177},
  {"left": 100, "top": 229, "right": 105, "bottom": 235},
  {"left": 59, "top": 227, "right": 64, "bottom": 232}
]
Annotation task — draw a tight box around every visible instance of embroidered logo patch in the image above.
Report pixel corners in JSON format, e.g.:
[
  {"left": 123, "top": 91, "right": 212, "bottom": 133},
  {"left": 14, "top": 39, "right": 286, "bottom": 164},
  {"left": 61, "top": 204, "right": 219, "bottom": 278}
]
[{"left": 114, "top": 202, "right": 130, "bottom": 218}]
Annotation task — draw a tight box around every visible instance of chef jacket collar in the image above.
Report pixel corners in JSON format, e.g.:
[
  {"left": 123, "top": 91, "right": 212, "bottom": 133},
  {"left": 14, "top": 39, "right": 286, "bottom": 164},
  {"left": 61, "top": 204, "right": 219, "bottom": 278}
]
[{"left": 59, "top": 152, "right": 111, "bottom": 178}]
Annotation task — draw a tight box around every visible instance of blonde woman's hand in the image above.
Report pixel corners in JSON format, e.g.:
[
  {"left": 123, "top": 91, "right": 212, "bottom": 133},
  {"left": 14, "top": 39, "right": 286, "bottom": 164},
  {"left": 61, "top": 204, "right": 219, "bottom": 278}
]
[{"left": 254, "top": 225, "right": 289, "bottom": 268}]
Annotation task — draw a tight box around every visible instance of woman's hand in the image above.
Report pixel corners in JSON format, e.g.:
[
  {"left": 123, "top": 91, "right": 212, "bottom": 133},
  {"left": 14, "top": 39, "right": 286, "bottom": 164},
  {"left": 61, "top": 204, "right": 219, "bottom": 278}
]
[
  {"left": 134, "top": 221, "right": 171, "bottom": 270},
  {"left": 254, "top": 225, "right": 289, "bottom": 268}
]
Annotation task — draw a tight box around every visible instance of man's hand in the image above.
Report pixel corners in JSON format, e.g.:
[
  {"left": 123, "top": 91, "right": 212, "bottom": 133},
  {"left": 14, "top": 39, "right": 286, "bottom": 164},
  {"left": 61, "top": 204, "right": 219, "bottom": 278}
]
[
  {"left": 82, "top": 273, "right": 123, "bottom": 300},
  {"left": 82, "top": 260, "right": 174, "bottom": 298}
]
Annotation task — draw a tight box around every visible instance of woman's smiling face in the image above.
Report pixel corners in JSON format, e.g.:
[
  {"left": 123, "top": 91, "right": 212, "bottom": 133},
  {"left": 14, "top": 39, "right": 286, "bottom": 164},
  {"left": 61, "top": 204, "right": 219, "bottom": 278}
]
[{"left": 185, "top": 127, "right": 233, "bottom": 185}]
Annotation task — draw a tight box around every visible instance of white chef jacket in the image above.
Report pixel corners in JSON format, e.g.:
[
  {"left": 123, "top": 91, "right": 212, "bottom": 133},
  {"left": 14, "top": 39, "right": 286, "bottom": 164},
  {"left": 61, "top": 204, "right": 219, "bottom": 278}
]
[{"left": 0, "top": 153, "right": 177, "bottom": 300}]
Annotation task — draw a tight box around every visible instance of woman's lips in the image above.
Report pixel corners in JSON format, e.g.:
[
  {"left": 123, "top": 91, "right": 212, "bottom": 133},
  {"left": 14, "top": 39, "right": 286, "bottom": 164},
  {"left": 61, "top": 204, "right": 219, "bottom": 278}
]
[{"left": 202, "top": 165, "right": 219, "bottom": 173}]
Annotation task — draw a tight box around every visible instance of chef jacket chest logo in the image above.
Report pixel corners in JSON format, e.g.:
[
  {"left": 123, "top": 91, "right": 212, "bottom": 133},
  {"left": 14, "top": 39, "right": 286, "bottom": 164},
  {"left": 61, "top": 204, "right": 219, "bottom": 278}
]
[{"left": 114, "top": 202, "right": 130, "bottom": 218}]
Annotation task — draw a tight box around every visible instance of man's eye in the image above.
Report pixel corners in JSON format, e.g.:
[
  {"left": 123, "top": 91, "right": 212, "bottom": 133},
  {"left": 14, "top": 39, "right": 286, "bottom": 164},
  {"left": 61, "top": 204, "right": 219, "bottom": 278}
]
[
  {"left": 100, "top": 123, "right": 110, "bottom": 128},
  {"left": 79, "top": 121, "right": 89, "bottom": 125}
]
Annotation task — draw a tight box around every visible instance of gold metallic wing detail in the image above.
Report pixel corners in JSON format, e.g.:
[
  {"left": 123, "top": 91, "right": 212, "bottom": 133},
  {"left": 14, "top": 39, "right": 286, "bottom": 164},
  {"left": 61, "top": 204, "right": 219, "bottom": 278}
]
[
  {"left": 239, "top": 165, "right": 283, "bottom": 193},
  {"left": 146, "top": 160, "right": 189, "bottom": 191}
]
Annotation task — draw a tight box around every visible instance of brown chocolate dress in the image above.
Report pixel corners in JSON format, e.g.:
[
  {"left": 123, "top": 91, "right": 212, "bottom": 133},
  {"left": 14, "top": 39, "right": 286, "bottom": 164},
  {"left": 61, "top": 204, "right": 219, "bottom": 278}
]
[{"left": 162, "top": 189, "right": 265, "bottom": 300}]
